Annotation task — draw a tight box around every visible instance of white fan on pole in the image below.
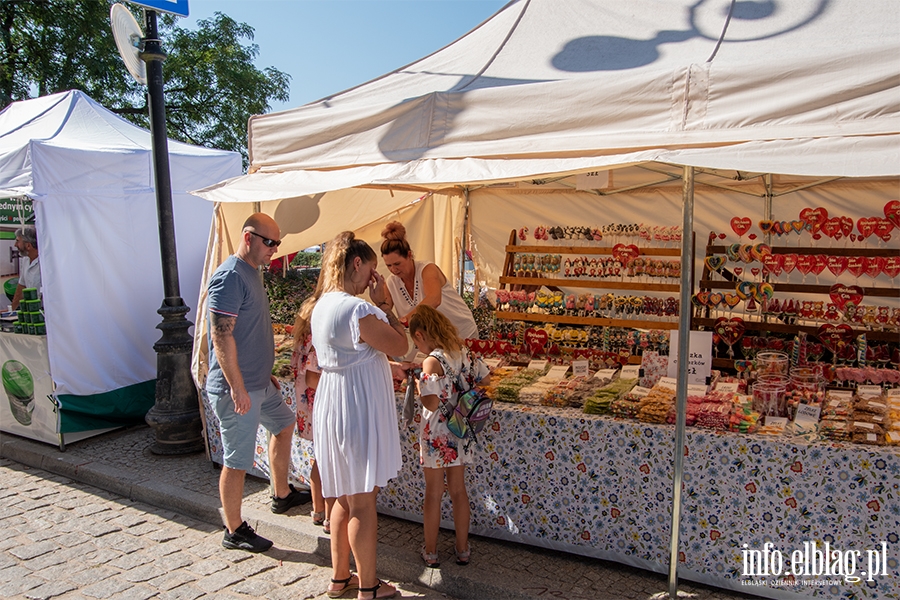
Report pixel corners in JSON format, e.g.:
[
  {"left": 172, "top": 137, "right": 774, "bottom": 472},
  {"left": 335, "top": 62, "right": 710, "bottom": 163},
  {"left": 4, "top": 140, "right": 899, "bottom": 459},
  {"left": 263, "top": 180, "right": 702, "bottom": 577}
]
[{"left": 110, "top": 3, "right": 147, "bottom": 85}]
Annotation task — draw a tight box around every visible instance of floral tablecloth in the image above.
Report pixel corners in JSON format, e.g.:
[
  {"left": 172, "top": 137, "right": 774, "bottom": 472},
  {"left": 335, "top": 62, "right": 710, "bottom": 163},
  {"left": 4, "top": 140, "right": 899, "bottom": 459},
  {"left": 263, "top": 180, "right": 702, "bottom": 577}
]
[{"left": 201, "top": 384, "right": 900, "bottom": 600}]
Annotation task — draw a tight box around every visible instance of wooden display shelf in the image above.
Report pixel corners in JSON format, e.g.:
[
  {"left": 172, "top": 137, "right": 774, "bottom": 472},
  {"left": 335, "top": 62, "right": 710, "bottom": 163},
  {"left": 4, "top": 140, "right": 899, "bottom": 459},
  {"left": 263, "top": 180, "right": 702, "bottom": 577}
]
[
  {"left": 692, "top": 316, "right": 899, "bottom": 343},
  {"left": 500, "top": 275, "right": 680, "bottom": 292},
  {"left": 495, "top": 310, "right": 680, "bottom": 330},
  {"left": 697, "top": 279, "right": 898, "bottom": 297},
  {"left": 506, "top": 244, "right": 681, "bottom": 256}
]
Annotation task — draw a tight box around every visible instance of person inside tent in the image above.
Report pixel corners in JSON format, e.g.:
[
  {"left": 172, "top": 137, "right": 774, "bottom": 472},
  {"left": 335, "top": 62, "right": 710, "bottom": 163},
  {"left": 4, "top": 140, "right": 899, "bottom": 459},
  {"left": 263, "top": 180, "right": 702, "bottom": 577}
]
[{"left": 11, "top": 226, "right": 41, "bottom": 310}]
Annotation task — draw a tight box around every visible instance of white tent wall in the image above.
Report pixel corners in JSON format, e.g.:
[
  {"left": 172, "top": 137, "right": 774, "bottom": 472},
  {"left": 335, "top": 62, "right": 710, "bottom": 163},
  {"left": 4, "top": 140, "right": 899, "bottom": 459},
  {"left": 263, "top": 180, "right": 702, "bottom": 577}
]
[{"left": 0, "top": 91, "right": 241, "bottom": 404}]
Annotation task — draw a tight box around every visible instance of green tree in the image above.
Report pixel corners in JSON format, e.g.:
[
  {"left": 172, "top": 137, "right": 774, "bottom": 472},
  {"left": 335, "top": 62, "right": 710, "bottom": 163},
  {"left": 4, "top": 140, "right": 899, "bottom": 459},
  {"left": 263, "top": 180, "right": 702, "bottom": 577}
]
[{"left": 0, "top": 0, "right": 289, "bottom": 168}]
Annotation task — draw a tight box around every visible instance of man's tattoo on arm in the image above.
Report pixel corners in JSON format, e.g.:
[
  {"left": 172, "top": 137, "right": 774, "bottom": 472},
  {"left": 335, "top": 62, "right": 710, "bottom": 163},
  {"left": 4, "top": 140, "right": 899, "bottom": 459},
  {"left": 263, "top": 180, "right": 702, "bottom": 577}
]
[{"left": 210, "top": 313, "right": 236, "bottom": 336}]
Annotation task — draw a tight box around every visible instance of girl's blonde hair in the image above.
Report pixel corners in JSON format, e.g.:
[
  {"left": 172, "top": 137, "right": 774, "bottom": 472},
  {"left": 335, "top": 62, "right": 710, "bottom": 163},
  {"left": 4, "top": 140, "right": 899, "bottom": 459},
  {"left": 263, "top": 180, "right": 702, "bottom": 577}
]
[
  {"left": 408, "top": 304, "right": 463, "bottom": 353},
  {"left": 295, "top": 231, "right": 375, "bottom": 349}
]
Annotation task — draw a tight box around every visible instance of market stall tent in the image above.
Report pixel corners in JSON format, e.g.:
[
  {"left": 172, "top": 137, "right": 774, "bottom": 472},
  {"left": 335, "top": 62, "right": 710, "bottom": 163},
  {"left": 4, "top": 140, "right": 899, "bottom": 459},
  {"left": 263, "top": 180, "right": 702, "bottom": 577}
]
[{"left": 0, "top": 90, "right": 240, "bottom": 435}]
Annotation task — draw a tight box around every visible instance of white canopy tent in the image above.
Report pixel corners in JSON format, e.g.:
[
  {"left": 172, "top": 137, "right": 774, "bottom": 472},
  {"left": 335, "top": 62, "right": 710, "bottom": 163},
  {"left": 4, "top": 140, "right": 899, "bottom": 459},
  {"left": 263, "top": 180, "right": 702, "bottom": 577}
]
[{"left": 0, "top": 90, "right": 240, "bottom": 431}]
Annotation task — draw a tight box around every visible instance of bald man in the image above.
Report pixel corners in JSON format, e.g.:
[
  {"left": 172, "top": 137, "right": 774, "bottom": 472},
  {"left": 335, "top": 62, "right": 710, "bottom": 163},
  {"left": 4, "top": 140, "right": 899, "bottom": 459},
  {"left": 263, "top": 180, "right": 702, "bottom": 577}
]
[{"left": 206, "top": 213, "right": 308, "bottom": 552}]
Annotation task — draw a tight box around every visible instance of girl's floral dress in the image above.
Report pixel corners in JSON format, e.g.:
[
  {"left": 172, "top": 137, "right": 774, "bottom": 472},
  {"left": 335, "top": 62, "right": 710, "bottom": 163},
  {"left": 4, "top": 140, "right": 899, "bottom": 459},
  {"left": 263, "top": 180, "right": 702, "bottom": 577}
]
[
  {"left": 417, "top": 348, "right": 489, "bottom": 469},
  {"left": 291, "top": 333, "right": 319, "bottom": 443}
]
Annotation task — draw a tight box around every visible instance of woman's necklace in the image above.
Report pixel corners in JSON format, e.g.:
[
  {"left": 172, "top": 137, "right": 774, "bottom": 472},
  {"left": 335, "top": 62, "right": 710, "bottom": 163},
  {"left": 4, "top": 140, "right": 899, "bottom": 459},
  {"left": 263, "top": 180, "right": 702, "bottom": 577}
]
[{"left": 398, "top": 270, "right": 420, "bottom": 308}]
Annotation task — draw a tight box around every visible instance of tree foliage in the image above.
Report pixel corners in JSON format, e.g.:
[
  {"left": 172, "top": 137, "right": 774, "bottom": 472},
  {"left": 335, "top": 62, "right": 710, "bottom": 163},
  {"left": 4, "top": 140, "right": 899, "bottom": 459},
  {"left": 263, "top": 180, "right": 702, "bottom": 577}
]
[{"left": 0, "top": 0, "right": 289, "bottom": 169}]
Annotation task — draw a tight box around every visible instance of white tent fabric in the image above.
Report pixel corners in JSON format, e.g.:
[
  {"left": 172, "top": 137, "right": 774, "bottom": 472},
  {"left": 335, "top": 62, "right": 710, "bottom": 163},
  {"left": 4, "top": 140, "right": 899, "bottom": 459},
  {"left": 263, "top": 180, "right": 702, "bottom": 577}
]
[{"left": 0, "top": 90, "right": 240, "bottom": 397}]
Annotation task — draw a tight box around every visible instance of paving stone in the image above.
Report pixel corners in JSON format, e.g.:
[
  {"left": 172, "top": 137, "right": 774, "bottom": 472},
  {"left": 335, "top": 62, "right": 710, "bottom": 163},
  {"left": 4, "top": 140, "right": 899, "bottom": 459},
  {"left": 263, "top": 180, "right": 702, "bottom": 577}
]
[
  {"left": 234, "top": 558, "right": 277, "bottom": 578},
  {"left": 79, "top": 522, "right": 122, "bottom": 538},
  {"left": 108, "top": 552, "right": 153, "bottom": 570},
  {"left": 188, "top": 557, "right": 232, "bottom": 576},
  {"left": 156, "top": 552, "right": 194, "bottom": 571},
  {"left": 107, "top": 583, "right": 157, "bottom": 600},
  {"left": 122, "top": 563, "right": 167, "bottom": 583},
  {"left": 81, "top": 577, "right": 134, "bottom": 599},
  {"left": 23, "top": 579, "right": 78, "bottom": 600},
  {"left": 156, "top": 584, "right": 205, "bottom": 600},
  {"left": 0, "top": 576, "right": 44, "bottom": 597},
  {"left": 68, "top": 566, "right": 120, "bottom": 586},
  {"left": 85, "top": 548, "right": 122, "bottom": 565},
  {"left": 195, "top": 569, "right": 244, "bottom": 593},
  {"left": 9, "top": 540, "right": 60, "bottom": 560},
  {"left": 230, "top": 577, "right": 279, "bottom": 596},
  {"left": 147, "top": 570, "right": 199, "bottom": 592}
]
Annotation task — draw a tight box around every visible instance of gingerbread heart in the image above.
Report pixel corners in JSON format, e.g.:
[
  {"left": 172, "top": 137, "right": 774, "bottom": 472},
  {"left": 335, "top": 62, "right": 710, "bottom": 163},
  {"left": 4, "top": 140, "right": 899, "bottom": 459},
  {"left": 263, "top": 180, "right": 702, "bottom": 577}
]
[
  {"left": 865, "top": 256, "right": 885, "bottom": 279},
  {"left": 838, "top": 216, "right": 853, "bottom": 237},
  {"left": 762, "top": 253, "right": 783, "bottom": 276},
  {"left": 799, "top": 207, "right": 829, "bottom": 233},
  {"left": 820, "top": 217, "right": 840, "bottom": 238},
  {"left": 885, "top": 200, "right": 900, "bottom": 229},
  {"left": 796, "top": 255, "right": 815, "bottom": 275},
  {"left": 731, "top": 217, "right": 751, "bottom": 237},
  {"left": 847, "top": 256, "right": 868, "bottom": 278},
  {"left": 781, "top": 254, "right": 798, "bottom": 274},
  {"left": 829, "top": 284, "right": 864, "bottom": 311},
  {"left": 692, "top": 292, "right": 709, "bottom": 307},
  {"left": 811, "top": 254, "right": 827, "bottom": 276},
  {"left": 816, "top": 324, "right": 854, "bottom": 354},
  {"left": 524, "top": 328, "right": 549, "bottom": 349},
  {"left": 708, "top": 292, "right": 724, "bottom": 308},
  {"left": 714, "top": 317, "right": 745, "bottom": 346},
  {"left": 883, "top": 256, "right": 900, "bottom": 279},
  {"left": 857, "top": 217, "right": 877, "bottom": 239},
  {"left": 874, "top": 218, "right": 894, "bottom": 239},
  {"left": 723, "top": 293, "right": 741, "bottom": 308},
  {"left": 791, "top": 220, "right": 806, "bottom": 234},
  {"left": 612, "top": 243, "right": 640, "bottom": 263},
  {"left": 758, "top": 220, "right": 775, "bottom": 234},
  {"left": 826, "top": 255, "right": 848, "bottom": 277}
]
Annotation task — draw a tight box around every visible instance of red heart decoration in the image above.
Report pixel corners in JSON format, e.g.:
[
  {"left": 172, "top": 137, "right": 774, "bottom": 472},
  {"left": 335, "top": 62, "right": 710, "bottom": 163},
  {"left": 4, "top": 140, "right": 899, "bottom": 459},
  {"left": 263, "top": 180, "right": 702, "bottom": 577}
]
[
  {"left": 762, "top": 254, "right": 783, "bottom": 276},
  {"left": 857, "top": 217, "right": 877, "bottom": 239},
  {"left": 885, "top": 200, "right": 900, "bottom": 229},
  {"left": 816, "top": 324, "right": 854, "bottom": 354},
  {"left": 524, "top": 328, "right": 549, "bottom": 350},
  {"left": 847, "top": 256, "right": 868, "bottom": 278},
  {"left": 751, "top": 267, "right": 760, "bottom": 276},
  {"left": 748, "top": 233, "right": 757, "bottom": 240},
  {"left": 796, "top": 255, "right": 815, "bottom": 275},
  {"left": 850, "top": 234, "right": 858, "bottom": 243},
  {"left": 718, "top": 233, "right": 727, "bottom": 240},
  {"left": 837, "top": 216, "right": 852, "bottom": 237},
  {"left": 612, "top": 244, "right": 640, "bottom": 263},
  {"left": 799, "top": 207, "right": 829, "bottom": 233},
  {"left": 781, "top": 254, "right": 798, "bottom": 274},
  {"left": 865, "top": 256, "right": 886, "bottom": 279},
  {"left": 811, "top": 255, "right": 827, "bottom": 276},
  {"left": 834, "top": 231, "right": 843, "bottom": 241},
  {"left": 826, "top": 255, "right": 847, "bottom": 277},
  {"left": 731, "top": 217, "right": 751, "bottom": 237},
  {"left": 883, "top": 256, "right": 900, "bottom": 279},
  {"left": 874, "top": 218, "right": 894, "bottom": 239},
  {"left": 713, "top": 317, "right": 745, "bottom": 346},
  {"left": 820, "top": 217, "right": 840, "bottom": 238},
  {"left": 829, "top": 284, "right": 864, "bottom": 311}
]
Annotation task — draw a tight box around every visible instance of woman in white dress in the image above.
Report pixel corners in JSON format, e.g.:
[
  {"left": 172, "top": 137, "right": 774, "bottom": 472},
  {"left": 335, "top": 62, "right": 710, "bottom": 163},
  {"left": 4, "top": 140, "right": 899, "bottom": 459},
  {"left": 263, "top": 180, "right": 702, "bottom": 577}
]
[
  {"left": 380, "top": 221, "right": 479, "bottom": 341},
  {"left": 309, "top": 232, "right": 409, "bottom": 600}
]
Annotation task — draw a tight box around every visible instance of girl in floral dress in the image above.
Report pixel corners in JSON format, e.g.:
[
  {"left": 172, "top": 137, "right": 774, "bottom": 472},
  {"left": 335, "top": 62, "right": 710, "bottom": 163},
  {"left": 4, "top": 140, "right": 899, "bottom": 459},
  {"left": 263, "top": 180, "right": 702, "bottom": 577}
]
[
  {"left": 292, "top": 300, "right": 329, "bottom": 532},
  {"left": 408, "top": 305, "right": 490, "bottom": 568}
]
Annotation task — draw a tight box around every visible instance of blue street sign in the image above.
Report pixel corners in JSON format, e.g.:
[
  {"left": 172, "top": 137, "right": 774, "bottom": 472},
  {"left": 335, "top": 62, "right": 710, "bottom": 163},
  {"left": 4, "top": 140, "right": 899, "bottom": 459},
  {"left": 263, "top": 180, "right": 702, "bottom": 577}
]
[{"left": 128, "top": 0, "right": 189, "bottom": 17}]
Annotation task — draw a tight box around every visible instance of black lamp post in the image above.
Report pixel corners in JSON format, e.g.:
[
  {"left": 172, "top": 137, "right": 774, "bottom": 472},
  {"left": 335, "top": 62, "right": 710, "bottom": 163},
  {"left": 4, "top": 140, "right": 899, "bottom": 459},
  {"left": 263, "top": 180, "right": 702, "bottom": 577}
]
[{"left": 140, "top": 9, "right": 204, "bottom": 455}]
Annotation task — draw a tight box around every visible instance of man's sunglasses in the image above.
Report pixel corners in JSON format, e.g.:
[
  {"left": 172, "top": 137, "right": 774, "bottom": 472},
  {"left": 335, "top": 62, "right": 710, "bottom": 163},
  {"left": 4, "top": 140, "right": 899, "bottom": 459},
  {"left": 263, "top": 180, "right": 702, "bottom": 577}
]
[{"left": 248, "top": 231, "right": 281, "bottom": 248}]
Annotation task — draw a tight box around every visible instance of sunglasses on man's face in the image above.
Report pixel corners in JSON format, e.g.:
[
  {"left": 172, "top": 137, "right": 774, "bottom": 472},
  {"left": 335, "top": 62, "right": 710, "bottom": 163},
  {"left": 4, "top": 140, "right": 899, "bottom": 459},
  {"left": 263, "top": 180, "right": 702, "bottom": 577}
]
[{"left": 248, "top": 230, "right": 281, "bottom": 248}]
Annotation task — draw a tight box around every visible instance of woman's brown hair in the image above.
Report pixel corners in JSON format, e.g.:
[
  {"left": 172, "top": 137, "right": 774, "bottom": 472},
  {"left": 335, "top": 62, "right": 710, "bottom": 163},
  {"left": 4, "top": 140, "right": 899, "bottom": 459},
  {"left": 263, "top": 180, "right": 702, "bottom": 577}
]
[{"left": 380, "top": 220, "right": 412, "bottom": 258}]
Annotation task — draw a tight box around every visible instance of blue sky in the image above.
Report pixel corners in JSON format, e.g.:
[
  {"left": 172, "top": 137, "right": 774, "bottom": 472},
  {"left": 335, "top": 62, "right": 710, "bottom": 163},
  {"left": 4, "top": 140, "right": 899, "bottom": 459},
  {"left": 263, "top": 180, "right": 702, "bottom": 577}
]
[{"left": 177, "top": 0, "right": 507, "bottom": 113}]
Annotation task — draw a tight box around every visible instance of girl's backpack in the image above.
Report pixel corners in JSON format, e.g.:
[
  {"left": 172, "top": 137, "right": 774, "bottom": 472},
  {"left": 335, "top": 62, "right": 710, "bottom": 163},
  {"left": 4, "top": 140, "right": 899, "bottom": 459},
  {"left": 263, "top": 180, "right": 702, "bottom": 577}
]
[{"left": 432, "top": 350, "right": 493, "bottom": 450}]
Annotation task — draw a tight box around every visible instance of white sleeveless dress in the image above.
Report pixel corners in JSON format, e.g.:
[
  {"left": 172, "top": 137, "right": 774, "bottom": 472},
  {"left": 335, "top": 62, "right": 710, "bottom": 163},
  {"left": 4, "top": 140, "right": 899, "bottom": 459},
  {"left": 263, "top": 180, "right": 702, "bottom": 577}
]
[{"left": 311, "top": 291, "right": 402, "bottom": 497}]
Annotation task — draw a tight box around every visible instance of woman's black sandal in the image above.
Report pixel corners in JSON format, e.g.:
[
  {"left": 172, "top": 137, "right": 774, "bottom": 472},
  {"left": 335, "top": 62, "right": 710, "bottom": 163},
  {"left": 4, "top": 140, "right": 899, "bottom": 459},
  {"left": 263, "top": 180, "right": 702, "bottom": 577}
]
[
  {"left": 357, "top": 579, "right": 397, "bottom": 600},
  {"left": 326, "top": 574, "right": 358, "bottom": 598}
]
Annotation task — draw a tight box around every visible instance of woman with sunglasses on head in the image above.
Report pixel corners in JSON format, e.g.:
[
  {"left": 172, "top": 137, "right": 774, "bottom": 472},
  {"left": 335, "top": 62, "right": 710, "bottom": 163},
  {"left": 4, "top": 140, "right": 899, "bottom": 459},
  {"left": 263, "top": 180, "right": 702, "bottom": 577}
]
[
  {"left": 308, "top": 231, "right": 409, "bottom": 600},
  {"left": 380, "top": 221, "right": 478, "bottom": 343}
]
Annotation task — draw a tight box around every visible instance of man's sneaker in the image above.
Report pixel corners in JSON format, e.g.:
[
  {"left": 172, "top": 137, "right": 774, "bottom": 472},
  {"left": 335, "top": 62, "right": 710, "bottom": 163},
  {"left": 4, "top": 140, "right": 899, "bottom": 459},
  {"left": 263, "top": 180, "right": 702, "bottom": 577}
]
[
  {"left": 270, "top": 483, "right": 311, "bottom": 514},
  {"left": 222, "top": 521, "right": 272, "bottom": 553}
]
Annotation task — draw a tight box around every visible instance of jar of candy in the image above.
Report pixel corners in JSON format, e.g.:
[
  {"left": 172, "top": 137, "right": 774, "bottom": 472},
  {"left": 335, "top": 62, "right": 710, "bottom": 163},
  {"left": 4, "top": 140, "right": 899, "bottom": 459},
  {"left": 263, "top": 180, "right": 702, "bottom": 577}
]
[
  {"left": 787, "top": 367, "right": 825, "bottom": 418},
  {"left": 752, "top": 375, "right": 789, "bottom": 417},
  {"left": 756, "top": 351, "right": 789, "bottom": 379}
]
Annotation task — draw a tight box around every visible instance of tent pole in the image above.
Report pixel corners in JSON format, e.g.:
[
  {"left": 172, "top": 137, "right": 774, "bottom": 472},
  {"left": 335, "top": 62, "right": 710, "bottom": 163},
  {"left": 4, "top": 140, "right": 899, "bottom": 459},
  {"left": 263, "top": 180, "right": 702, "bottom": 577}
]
[
  {"left": 667, "top": 165, "right": 694, "bottom": 598},
  {"left": 764, "top": 174, "right": 773, "bottom": 246},
  {"left": 458, "top": 187, "right": 470, "bottom": 296}
]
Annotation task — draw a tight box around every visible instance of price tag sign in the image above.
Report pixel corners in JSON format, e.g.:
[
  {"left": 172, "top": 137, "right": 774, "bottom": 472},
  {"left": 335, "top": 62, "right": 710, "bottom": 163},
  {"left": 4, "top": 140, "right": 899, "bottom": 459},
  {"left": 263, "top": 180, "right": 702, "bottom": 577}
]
[
  {"left": 572, "top": 360, "right": 590, "bottom": 378},
  {"left": 483, "top": 358, "right": 502, "bottom": 369},
  {"left": 764, "top": 416, "right": 788, "bottom": 429},
  {"left": 621, "top": 365, "right": 640, "bottom": 379},
  {"left": 687, "top": 383, "right": 708, "bottom": 396},
  {"left": 794, "top": 404, "right": 821, "bottom": 425},
  {"left": 888, "top": 388, "right": 900, "bottom": 398},
  {"left": 629, "top": 386, "right": 651, "bottom": 398},
  {"left": 829, "top": 390, "right": 853, "bottom": 399},
  {"left": 527, "top": 359, "right": 549, "bottom": 371},
  {"left": 667, "top": 330, "right": 713, "bottom": 386},
  {"left": 716, "top": 382, "right": 739, "bottom": 394},
  {"left": 546, "top": 365, "right": 570, "bottom": 380},
  {"left": 594, "top": 368, "right": 617, "bottom": 380},
  {"left": 857, "top": 385, "right": 883, "bottom": 397},
  {"left": 657, "top": 377, "right": 678, "bottom": 390},
  {"left": 735, "top": 394, "right": 752, "bottom": 404}
]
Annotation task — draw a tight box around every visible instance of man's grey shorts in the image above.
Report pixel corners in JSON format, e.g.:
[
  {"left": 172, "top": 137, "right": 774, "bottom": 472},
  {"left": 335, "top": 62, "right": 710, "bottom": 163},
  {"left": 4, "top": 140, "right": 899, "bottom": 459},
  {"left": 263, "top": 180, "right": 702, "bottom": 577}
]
[{"left": 209, "top": 383, "right": 295, "bottom": 471}]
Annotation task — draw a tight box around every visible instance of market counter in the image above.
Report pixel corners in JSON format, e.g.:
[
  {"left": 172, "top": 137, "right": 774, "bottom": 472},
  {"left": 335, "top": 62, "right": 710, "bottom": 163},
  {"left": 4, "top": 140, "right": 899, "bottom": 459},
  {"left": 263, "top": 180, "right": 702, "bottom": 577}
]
[{"left": 200, "top": 382, "right": 900, "bottom": 600}]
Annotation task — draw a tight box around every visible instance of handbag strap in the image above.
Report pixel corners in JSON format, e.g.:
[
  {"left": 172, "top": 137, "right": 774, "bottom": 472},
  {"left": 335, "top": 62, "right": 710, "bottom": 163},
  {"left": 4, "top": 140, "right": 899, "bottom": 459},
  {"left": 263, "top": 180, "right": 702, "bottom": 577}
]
[{"left": 430, "top": 350, "right": 466, "bottom": 419}]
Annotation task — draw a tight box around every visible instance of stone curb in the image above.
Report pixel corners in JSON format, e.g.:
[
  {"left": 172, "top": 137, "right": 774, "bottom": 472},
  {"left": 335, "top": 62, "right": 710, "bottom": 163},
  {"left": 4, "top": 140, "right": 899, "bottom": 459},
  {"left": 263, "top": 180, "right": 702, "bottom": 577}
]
[{"left": 1, "top": 432, "right": 534, "bottom": 600}]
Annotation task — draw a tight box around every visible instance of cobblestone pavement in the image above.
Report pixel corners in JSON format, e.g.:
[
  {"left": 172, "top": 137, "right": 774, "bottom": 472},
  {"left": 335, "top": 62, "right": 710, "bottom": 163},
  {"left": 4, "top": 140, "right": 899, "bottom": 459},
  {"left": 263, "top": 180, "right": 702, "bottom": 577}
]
[
  {"left": 0, "top": 458, "right": 454, "bottom": 600},
  {"left": 1, "top": 426, "right": 759, "bottom": 600}
]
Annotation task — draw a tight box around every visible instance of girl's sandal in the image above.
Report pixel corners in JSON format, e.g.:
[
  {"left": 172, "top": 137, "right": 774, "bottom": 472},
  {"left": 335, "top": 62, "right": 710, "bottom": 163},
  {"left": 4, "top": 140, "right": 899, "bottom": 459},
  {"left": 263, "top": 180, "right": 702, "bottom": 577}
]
[
  {"left": 326, "top": 574, "right": 358, "bottom": 598},
  {"left": 421, "top": 546, "right": 440, "bottom": 568},
  {"left": 322, "top": 518, "right": 331, "bottom": 535},
  {"left": 311, "top": 510, "right": 326, "bottom": 526},
  {"left": 357, "top": 580, "right": 397, "bottom": 600},
  {"left": 455, "top": 545, "right": 471, "bottom": 566}
]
